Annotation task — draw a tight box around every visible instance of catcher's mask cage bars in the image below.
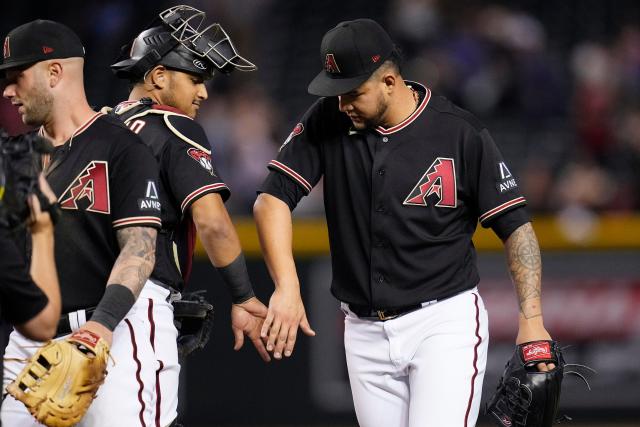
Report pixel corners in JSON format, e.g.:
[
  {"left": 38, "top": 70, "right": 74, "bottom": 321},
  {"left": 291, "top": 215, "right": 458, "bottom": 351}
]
[{"left": 159, "top": 5, "right": 256, "bottom": 72}]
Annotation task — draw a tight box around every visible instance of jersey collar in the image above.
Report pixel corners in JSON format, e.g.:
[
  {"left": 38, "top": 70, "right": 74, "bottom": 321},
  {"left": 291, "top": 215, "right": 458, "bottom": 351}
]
[
  {"left": 374, "top": 81, "right": 431, "bottom": 135},
  {"left": 38, "top": 111, "right": 104, "bottom": 147}
]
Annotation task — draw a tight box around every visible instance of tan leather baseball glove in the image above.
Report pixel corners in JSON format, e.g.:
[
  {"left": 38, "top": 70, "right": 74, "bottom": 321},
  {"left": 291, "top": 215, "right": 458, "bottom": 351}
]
[{"left": 7, "top": 329, "right": 110, "bottom": 427}]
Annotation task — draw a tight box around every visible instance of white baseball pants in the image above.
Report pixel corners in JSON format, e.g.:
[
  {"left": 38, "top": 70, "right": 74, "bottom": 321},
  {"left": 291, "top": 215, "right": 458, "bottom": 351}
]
[
  {"left": 342, "top": 287, "right": 489, "bottom": 427},
  {"left": 2, "top": 281, "right": 179, "bottom": 427}
]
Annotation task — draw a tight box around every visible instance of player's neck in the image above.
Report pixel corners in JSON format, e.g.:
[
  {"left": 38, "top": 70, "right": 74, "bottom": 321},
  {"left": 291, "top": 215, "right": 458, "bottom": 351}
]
[
  {"left": 128, "top": 86, "right": 160, "bottom": 105},
  {"left": 41, "top": 101, "right": 97, "bottom": 147},
  {"left": 380, "top": 83, "right": 419, "bottom": 128}
]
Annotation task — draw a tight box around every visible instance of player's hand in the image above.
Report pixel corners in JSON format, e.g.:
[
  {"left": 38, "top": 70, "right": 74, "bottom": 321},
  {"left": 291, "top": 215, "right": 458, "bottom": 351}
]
[
  {"left": 27, "top": 175, "right": 57, "bottom": 235},
  {"left": 260, "top": 286, "right": 316, "bottom": 360},
  {"left": 80, "top": 320, "right": 114, "bottom": 347},
  {"left": 516, "top": 318, "right": 554, "bottom": 372},
  {"left": 38, "top": 174, "right": 57, "bottom": 204},
  {"left": 231, "top": 297, "right": 271, "bottom": 362}
]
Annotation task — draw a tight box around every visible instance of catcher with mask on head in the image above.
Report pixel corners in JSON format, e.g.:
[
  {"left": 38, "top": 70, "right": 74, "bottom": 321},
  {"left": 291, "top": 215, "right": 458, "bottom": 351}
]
[{"left": 108, "top": 5, "right": 270, "bottom": 426}]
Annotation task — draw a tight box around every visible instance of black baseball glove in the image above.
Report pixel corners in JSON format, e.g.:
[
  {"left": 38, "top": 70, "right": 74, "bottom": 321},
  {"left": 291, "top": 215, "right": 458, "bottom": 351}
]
[
  {"left": 485, "top": 340, "right": 593, "bottom": 427},
  {"left": 172, "top": 290, "right": 214, "bottom": 361}
]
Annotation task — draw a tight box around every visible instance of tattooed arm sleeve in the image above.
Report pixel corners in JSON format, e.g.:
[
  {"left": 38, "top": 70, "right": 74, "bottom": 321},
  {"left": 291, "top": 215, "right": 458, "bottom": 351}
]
[
  {"left": 504, "top": 222, "right": 543, "bottom": 320},
  {"left": 107, "top": 226, "right": 157, "bottom": 298}
]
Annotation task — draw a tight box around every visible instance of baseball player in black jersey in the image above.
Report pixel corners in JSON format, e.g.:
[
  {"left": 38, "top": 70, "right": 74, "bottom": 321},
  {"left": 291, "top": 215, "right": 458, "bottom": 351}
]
[
  {"left": 108, "top": 6, "right": 270, "bottom": 424},
  {"left": 254, "top": 19, "right": 555, "bottom": 427},
  {"left": 1, "top": 20, "right": 164, "bottom": 426}
]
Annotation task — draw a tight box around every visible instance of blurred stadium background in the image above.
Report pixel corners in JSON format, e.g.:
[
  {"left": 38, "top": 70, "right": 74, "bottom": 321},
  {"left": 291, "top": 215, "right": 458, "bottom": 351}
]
[{"left": 1, "top": 0, "right": 639, "bottom": 425}]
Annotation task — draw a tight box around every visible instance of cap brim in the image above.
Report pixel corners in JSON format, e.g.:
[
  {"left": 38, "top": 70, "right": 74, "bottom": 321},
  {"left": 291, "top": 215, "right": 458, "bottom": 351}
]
[
  {"left": 307, "top": 70, "right": 370, "bottom": 97},
  {"left": 0, "top": 58, "right": 39, "bottom": 77}
]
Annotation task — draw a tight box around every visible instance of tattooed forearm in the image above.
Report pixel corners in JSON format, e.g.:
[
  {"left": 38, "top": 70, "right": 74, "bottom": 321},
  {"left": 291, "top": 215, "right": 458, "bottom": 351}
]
[
  {"left": 505, "top": 222, "right": 543, "bottom": 319},
  {"left": 108, "top": 226, "right": 157, "bottom": 297}
]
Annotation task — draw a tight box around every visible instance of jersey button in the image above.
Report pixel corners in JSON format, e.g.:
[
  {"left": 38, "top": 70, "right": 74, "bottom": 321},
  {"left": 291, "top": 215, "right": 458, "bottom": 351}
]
[
  {"left": 378, "top": 169, "right": 386, "bottom": 175},
  {"left": 382, "top": 136, "right": 389, "bottom": 143},
  {"left": 376, "top": 205, "right": 386, "bottom": 213},
  {"left": 377, "top": 275, "right": 385, "bottom": 283}
]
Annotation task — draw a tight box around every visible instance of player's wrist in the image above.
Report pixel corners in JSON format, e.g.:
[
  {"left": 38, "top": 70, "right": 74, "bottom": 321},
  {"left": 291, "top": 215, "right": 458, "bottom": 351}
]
[
  {"left": 90, "top": 284, "right": 136, "bottom": 331},
  {"left": 217, "top": 253, "right": 256, "bottom": 304}
]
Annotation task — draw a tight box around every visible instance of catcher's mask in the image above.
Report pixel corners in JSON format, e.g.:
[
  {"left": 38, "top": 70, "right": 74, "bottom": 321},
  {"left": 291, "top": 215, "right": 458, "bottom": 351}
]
[{"left": 111, "top": 5, "right": 256, "bottom": 81}]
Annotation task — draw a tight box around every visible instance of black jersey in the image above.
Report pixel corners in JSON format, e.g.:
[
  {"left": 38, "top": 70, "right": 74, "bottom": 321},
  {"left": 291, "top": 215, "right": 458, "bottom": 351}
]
[
  {"left": 112, "top": 99, "right": 230, "bottom": 290},
  {"left": 0, "top": 229, "right": 49, "bottom": 324},
  {"left": 43, "top": 113, "right": 161, "bottom": 313},
  {"left": 261, "top": 81, "right": 530, "bottom": 309}
]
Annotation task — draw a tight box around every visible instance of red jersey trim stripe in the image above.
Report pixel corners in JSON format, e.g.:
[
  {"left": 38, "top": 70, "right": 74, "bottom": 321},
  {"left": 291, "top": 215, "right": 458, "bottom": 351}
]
[
  {"left": 72, "top": 112, "right": 104, "bottom": 140},
  {"left": 268, "top": 160, "right": 312, "bottom": 194},
  {"left": 113, "top": 216, "right": 162, "bottom": 227},
  {"left": 180, "top": 183, "right": 229, "bottom": 213},
  {"left": 479, "top": 197, "right": 527, "bottom": 224},
  {"left": 38, "top": 112, "right": 104, "bottom": 145},
  {"left": 375, "top": 84, "right": 431, "bottom": 135}
]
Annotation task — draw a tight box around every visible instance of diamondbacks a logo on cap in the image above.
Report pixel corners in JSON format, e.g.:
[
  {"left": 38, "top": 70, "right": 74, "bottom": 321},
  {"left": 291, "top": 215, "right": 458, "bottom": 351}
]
[
  {"left": 3, "top": 36, "right": 9, "bottom": 59},
  {"left": 372, "top": 54, "right": 381, "bottom": 63},
  {"left": 324, "top": 53, "right": 341, "bottom": 73},
  {"left": 42, "top": 46, "right": 54, "bottom": 54}
]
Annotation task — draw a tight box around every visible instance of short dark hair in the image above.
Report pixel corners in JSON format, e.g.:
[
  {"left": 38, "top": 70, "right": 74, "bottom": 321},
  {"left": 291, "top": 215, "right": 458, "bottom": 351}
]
[{"left": 386, "top": 48, "right": 403, "bottom": 74}]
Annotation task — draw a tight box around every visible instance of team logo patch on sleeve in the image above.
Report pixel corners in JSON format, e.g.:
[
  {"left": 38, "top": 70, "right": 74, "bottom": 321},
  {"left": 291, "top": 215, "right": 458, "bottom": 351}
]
[
  {"left": 187, "top": 148, "right": 216, "bottom": 176},
  {"left": 496, "top": 161, "right": 518, "bottom": 193},
  {"left": 403, "top": 158, "right": 457, "bottom": 208},
  {"left": 138, "top": 180, "right": 161, "bottom": 211},
  {"left": 59, "top": 161, "right": 110, "bottom": 214},
  {"left": 279, "top": 123, "right": 304, "bottom": 152}
]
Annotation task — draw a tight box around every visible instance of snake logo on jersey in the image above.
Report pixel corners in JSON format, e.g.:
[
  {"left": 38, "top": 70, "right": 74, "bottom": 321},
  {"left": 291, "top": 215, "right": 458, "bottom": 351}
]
[
  {"left": 403, "top": 157, "right": 457, "bottom": 208},
  {"left": 59, "top": 161, "right": 110, "bottom": 214},
  {"left": 187, "top": 148, "right": 215, "bottom": 176}
]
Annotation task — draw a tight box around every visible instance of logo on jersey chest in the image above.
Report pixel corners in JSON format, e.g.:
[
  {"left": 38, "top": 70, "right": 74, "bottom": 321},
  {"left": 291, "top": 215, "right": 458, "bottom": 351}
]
[
  {"left": 59, "top": 161, "right": 110, "bottom": 214},
  {"left": 187, "top": 148, "right": 216, "bottom": 176},
  {"left": 404, "top": 157, "right": 457, "bottom": 208}
]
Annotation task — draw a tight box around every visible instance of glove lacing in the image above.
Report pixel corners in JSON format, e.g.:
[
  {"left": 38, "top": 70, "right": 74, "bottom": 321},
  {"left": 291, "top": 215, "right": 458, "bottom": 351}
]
[{"left": 503, "top": 378, "right": 532, "bottom": 426}]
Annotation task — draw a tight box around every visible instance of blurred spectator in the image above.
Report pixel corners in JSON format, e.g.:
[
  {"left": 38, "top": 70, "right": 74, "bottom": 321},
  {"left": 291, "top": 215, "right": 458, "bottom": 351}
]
[{"left": 1, "top": 0, "right": 639, "bottom": 214}]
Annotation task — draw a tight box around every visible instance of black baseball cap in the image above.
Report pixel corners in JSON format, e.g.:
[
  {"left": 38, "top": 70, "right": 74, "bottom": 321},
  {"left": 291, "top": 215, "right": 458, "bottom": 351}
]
[
  {"left": 0, "top": 20, "right": 85, "bottom": 76},
  {"left": 307, "top": 19, "right": 395, "bottom": 97}
]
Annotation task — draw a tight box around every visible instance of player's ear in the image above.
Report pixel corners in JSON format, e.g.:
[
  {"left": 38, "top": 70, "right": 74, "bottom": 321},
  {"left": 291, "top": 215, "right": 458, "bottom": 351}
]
[
  {"left": 147, "top": 66, "right": 168, "bottom": 90},
  {"left": 382, "top": 72, "right": 397, "bottom": 95},
  {"left": 46, "top": 61, "right": 63, "bottom": 88}
]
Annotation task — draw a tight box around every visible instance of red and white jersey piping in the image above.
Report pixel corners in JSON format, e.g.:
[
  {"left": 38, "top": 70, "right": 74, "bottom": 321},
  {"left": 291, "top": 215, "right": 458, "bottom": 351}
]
[
  {"left": 479, "top": 197, "right": 527, "bottom": 224},
  {"left": 268, "top": 160, "right": 313, "bottom": 194},
  {"left": 38, "top": 111, "right": 104, "bottom": 147},
  {"left": 375, "top": 82, "right": 431, "bottom": 135}
]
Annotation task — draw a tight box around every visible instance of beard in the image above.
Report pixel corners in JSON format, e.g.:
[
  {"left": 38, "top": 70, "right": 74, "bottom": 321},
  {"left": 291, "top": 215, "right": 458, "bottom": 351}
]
[
  {"left": 352, "top": 91, "right": 388, "bottom": 130},
  {"left": 21, "top": 79, "right": 54, "bottom": 126}
]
